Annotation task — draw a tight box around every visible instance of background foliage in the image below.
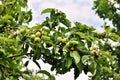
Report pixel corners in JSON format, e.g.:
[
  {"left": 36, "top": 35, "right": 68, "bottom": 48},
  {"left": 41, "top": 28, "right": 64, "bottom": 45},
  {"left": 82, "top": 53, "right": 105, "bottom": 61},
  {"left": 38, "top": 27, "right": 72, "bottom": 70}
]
[{"left": 0, "top": 0, "right": 120, "bottom": 80}]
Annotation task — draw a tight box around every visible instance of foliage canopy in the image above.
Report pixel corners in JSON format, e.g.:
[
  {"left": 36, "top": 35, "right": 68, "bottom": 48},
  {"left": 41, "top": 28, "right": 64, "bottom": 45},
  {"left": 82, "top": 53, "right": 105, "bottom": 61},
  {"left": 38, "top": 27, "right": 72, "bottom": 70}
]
[{"left": 0, "top": 0, "right": 120, "bottom": 80}]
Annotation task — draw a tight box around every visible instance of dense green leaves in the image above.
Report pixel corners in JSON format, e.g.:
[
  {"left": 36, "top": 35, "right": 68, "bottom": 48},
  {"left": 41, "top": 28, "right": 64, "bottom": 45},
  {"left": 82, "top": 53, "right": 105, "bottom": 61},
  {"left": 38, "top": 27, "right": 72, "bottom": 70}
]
[
  {"left": 0, "top": 0, "right": 120, "bottom": 80},
  {"left": 93, "top": 0, "right": 120, "bottom": 31},
  {"left": 100, "top": 50, "right": 114, "bottom": 61}
]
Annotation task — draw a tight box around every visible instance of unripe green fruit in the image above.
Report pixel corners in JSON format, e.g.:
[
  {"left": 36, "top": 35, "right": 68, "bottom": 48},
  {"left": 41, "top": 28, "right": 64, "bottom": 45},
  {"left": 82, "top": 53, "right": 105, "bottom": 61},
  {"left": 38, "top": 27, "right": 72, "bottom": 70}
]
[
  {"left": 57, "top": 37, "right": 67, "bottom": 42},
  {"left": 42, "top": 31, "right": 48, "bottom": 35},
  {"left": 5, "top": 78, "right": 9, "bottom": 80},
  {"left": 57, "top": 37, "right": 63, "bottom": 41},
  {"left": 35, "top": 31, "right": 41, "bottom": 37},
  {"left": 34, "top": 37, "right": 40, "bottom": 42},
  {"left": 30, "top": 34, "right": 36, "bottom": 39},
  {"left": 62, "top": 38, "right": 67, "bottom": 42}
]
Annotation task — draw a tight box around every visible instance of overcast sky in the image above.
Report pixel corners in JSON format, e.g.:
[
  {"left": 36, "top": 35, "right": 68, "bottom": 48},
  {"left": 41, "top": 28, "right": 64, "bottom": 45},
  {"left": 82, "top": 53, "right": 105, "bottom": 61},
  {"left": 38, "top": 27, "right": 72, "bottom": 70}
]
[
  {"left": 28, "top": 0, "right": 105, "bottom": 30},
  {"left": 27, "top": 0, "right": 104, "bottom": 80}
]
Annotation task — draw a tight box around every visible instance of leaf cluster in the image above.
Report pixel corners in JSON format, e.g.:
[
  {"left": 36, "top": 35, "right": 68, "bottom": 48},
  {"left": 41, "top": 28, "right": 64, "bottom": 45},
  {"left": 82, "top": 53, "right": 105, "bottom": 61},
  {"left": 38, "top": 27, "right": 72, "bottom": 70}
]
[{"left": 0, "top": 0, "right": 120, "bottom": 80}]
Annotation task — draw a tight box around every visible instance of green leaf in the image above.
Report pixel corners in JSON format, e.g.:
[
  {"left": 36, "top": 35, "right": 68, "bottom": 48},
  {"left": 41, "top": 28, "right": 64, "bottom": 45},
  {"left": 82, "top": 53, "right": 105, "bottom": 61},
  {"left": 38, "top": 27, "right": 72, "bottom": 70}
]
[
  {"left": 76, "top": 62, "right": 83, "bottom": 73},
  {"left": 42, "top": 35, "right": 50, "bottom": 41},
  {"left": 74, "top": 32, "right": 85, "bottom": 39},
  {"left": 81, "top": 55, "right": 89, "bottom": 64},
  {"left": 30, "top": 24, "right": 42, "bottom": 31},
  {"left": 60, "top": 18, "right": 71, "bottom": 27},
  {"left": 88, "top": 61, "right": 97, "bottom": 75},
  {"left": 104, "top": 25, "right": 111, "bottom": 33},
  {"left": 69, "top": 40, "right": 79, "bottom": 45},
  {"left": 70, "top": 51, "right": 80, "bottom": 64},
  {"left": 0, "top": 72, "right": 2, "bottom": 79},
  {"left": 92, "top": 64, "right": 101, "bottom": 80},
  {"left": 15, "top": 3, "right": 21, "bottom": 11},
  {"left": 76, "top": 41, "right": 87, "bottom": 50},
  {"left": 33, "top": 49, "right": 41, "bottom": 60},
  {"left": 5, "top": 48, "right": 16, "bottom": 54},
  {"left": 100, "top": 50, "right": 114, "bottom": 61},
  {"left": 75, "top": 22, "right": 82, "bottom": 29},
  {"left": 75, "top": 22, "right": 88, "bottom": 31},
  {"left": 102, "top": 66, "right": 112, "bottom": 73},
  {"left": 0, "top": 49, "right": 5, "bottom": 55},
  {"left": 65, "top": 57, "right": 72, "bottom": 68},
  {"left": 2, "top": 15, "right": 13, "bottom": 20},
  {"left": 54, "top": 47, "right": 59, "bottom": 54},
  {"left": 46, "top": 41, "right": 54, "bottom": 47},
  {"left": 110, "top": 33, "right": 120, "bottom": 42},
  {"left": 41, "top": 8, "right": 54, "bottom": 14}
]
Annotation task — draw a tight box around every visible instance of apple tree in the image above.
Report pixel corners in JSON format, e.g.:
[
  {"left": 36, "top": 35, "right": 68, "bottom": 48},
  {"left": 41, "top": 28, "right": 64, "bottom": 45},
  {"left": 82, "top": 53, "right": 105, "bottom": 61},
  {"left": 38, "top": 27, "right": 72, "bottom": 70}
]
[
  {"left": 93, "top": 0, "right": 120, "bottom": 79},
  {"left": 0, "top": 0, "right": 54, "bottom": 80},
  {"left": 0, "top": 0, "right": 120, "bottom": 80}
]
